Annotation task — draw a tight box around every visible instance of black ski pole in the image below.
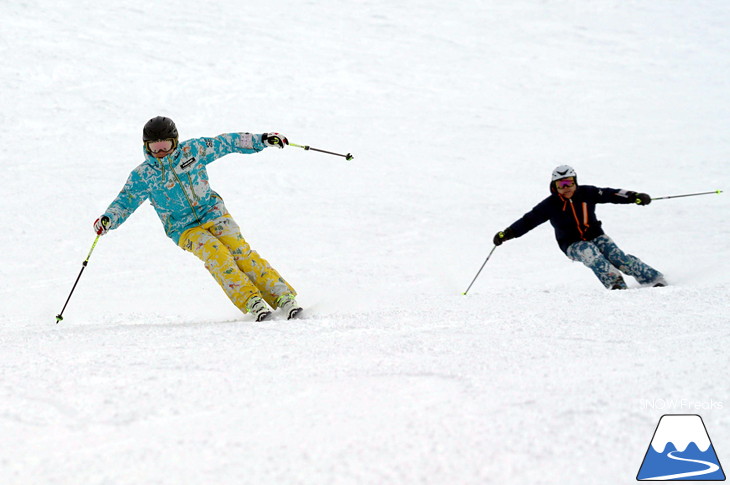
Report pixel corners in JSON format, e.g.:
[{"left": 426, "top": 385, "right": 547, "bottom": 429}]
[
  {"left": 463, "top": 245, "right": 498, "bottom": 295},
  {"left": 289, "top": 142, "right": 354, "bottom": 161},
  {"left": 56, "top": 234, "right": 102, "bottom": 323},
  {"left": 650, "top": 189, "right": 723, "bottom": 201}
]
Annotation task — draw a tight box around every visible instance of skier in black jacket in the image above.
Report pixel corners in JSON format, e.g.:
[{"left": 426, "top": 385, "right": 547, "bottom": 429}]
[{"left": 493, "top": 165, "right": 666, "bottom": 289}]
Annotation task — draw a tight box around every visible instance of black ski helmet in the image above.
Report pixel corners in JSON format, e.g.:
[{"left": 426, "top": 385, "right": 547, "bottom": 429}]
[{"left": 143, "top": 116, "right": 178, "bottom": 142}]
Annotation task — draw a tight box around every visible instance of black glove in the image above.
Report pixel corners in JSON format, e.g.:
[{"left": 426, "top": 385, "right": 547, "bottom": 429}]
[
  {"left": 262, "top": 132, "right": 288, "bottom": 149},
  {"left": 493, "top": 228, "right": 515, "bottom": 246},
  {"left": 93, "top": 216, "right": 110, "bottom": 235},
  {"left": 634, "top": 193, "right": 652, "bottom": 205}
]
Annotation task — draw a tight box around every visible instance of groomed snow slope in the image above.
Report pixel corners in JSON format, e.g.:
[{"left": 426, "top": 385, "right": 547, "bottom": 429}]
[{"left": 1, "top": 1, "right": 729, "bottom": 483}]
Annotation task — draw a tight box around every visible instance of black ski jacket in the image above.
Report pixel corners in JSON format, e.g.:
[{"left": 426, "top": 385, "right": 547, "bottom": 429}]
[{"left": 507, "top": 185, "right": 636, "bottom": 254}]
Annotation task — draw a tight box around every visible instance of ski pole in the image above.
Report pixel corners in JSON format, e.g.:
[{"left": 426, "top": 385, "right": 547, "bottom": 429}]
[
  {"left": 462, "top": 245, "right": 498, "bottom": 296},
  {"left": 650, "top": 189, "right": 723, "bottom": 201},
  {"left": 289, "top": 142, "right": 354, "bottom": 161},
  {"left": 55, "top": 234, "right": 102, "bottom": 323}
]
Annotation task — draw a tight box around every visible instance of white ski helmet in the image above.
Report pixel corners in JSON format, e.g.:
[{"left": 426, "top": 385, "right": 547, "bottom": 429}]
[{"left": 551, "top": 165, "right": 577, "bottom": 182}]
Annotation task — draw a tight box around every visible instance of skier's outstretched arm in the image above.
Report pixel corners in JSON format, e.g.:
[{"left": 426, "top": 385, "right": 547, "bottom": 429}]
[
  {"left": 194, "top": 132, "right": 289, "bottom": 165},
  {"left": 93, "top": 169, "right": 151, "bottom": 235},
  {"left": 494, "top": 199, "right": 551, "bottom": 246},
  {"left": 592, "top": 186, "right": 651, "bottom": 206}
]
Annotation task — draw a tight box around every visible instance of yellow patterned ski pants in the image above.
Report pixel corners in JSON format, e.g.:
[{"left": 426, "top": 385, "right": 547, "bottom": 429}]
[{"left": 178, "top": 214, "right": 296, "bottom": 312}]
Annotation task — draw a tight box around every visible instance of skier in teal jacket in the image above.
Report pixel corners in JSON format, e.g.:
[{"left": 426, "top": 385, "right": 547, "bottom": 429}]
[{"left": 94, "top": 116, "right": 302, "bottom": 321}]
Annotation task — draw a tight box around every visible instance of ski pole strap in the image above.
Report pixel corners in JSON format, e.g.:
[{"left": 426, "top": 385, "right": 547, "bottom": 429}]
[
  {"left": 290, "top": 142, "right": 354, "bottom": 161},
  {"left": 652, "top": 190, "right": 723, "bottom": 201}
]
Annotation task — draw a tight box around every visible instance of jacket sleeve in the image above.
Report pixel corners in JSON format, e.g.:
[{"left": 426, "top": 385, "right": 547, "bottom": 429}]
[
  {"left": 507, "top": 198, "right": 551, "bottom": 237},
  {"left": 102, "top": 168, "right": 151, "bottom": 230},
  {"left": 586, "top": 185, "right": 637, "bottom": 204},
  {"left": 195, "top": 133, "right": 266, "bottom": 165}
]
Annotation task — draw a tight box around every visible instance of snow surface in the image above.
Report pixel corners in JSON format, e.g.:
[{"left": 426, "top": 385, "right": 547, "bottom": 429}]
[{"left": 1, "top": 0, "right": 729, "bottom": 483}]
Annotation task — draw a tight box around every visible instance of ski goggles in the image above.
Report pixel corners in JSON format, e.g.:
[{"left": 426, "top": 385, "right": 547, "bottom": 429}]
[
  {"left": 145, "top": 138, "right": 177, "bottom": 154},
  {"left": 555, "top": 178, "right": 575, "bottom": 189}
]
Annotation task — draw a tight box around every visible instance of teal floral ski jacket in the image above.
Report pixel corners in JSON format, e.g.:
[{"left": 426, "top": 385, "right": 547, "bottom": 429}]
[{"left": 102, "top": 132, "right": 267, "bottom": 244}]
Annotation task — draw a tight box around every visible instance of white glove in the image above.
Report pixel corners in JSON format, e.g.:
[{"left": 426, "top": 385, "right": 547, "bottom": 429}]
[
  {"left": 262, "top": 132, "right": 288, "bottom": 149},
  {"left": 94, "top": 216, "right": 110, "bottom": 235}
]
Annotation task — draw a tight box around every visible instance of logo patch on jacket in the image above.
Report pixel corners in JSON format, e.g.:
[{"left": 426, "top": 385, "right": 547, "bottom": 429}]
[
  {"left": 178, "top": 157, "right": 196, "bottom": 171},
  {"left": 238, "top": 133, "right": 253, "bottom": 149}
]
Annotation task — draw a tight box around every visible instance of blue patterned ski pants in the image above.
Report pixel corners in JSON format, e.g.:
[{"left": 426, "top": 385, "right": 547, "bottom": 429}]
[{"left": 566, "top": 234, "right": 663, "bottom": 289}]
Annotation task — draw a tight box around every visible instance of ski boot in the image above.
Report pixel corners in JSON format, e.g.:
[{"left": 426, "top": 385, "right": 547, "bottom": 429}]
[
  {"left": 651, "top": 276, "right": 668, "bottom": 288},
  {"left": 246, "top": 296, "right": 272, "bottom": 322},
  {"left": 277, "top": 294, "right": 303, "bottom": 320},
  {"left": 610, "top": 275, "right": 628, "bottom": 290}
]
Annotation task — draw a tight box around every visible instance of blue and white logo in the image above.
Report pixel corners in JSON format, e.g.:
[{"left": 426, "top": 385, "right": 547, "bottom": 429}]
[{"left": 637, "top": 414, "right": 725, "bottom": 481}]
